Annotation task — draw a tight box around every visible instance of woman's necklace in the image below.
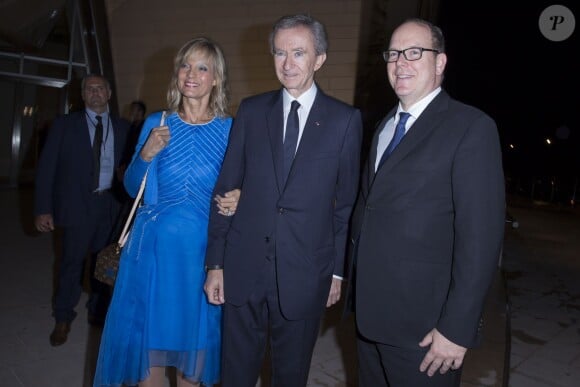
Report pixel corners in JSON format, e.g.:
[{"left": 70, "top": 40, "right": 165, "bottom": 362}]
[{"left": 180, "top": 110, "right": 213, "bottom": 124}]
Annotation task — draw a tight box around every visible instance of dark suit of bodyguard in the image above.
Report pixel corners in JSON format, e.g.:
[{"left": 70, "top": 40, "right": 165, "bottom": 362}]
[{"left": 34, "top": 74, "right": 129, "bottom": 346}]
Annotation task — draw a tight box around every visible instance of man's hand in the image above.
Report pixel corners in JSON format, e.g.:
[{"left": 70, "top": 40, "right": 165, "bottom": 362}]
[
  {"left": 326, "top": 277, "right": 342, "bottom": 307},
  {"left": 204, "top": 269, "right": 225, "bottom": 305},
  {"left": 419, "top": 328, "right": 467, "bottom": 376},
  {"left": 35, "top": 214, "right": 54, "bottom": 232}
]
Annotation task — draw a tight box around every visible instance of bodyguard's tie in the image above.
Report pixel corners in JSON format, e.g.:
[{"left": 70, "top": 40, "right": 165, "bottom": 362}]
[
  {"left": 378, "top": 112, "right": 411, "bottom": 168},
  {"left": 283, "top": 100, "right": 300, "bottom": 182},
  {"left": 92, "top": 115, "right": 103, "bottom": 190}
]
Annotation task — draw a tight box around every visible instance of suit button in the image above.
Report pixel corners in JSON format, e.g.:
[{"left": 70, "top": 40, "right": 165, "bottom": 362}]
[
  {"left": 264, "top": 237, "right": 270, "bottom": 243},
  {"left": 365, "top": 205, "right": 373, "bottom": 210},
  {"left": 278, "top": 207, "right": 285, "bottom": 214}
]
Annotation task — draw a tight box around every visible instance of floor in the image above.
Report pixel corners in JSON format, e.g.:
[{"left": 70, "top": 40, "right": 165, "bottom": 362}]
[
  {"left": 5, "top": 187, "right": 578, "bottom": 386},
  {"left": 502, "top": 203, "right": 580, "bottom": 387}
]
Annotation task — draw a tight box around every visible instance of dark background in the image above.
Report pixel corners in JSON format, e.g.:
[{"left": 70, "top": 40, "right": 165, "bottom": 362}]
[{"left": 438, "top": 0, "right": 578, "bottom": 203}]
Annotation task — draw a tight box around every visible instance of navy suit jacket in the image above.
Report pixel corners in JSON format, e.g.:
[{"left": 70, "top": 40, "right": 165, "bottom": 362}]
[
  {"left": 349, "top": 90, "right": 505, "bottom": 349},
  {"left": 35, "top": 110, "right": 130, "bottom": 226},
  {"left": 206, "top": 88, "right": 362, "bottom": 320}
]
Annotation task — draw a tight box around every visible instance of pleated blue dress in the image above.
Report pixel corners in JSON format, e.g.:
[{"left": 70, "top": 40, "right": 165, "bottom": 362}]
[{"left": 93, "top": 112, "right": 232, "bottom": 387}]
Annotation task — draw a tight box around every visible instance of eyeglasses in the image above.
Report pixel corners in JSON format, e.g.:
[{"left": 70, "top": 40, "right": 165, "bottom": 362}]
[{"left": 383, "top": 47, "right": 439, "bottom": 63}]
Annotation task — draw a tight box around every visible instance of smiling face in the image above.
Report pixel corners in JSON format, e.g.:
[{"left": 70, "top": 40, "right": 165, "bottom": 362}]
[
  {"left": 273, "top": 25, "right": 326, "bottom": 98},
  {"left": 387, "top": 21, "right": 447, "bottom": 110},
  {"left": 177, "top": 51, "right": 217, "bottom": 102}
]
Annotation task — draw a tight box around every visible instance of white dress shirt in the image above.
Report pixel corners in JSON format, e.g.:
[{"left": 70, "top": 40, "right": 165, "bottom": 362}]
[
  {"left": 375, "top": 87, "right": 442, "bottom": 172},
  {"left": 282, "top": 83, "right": 317, "bottom": 152}
]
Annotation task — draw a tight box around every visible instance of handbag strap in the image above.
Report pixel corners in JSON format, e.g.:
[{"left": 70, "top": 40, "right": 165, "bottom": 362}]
[
  {"left": 117, "top": 171, "right": 146, "bottom": 247},
  {"left": 118, "top": 110, "right": 167, "bottom": 247}
]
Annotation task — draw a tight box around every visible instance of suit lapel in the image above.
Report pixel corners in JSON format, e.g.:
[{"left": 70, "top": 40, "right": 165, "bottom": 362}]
[
  {"left": 78, "top": 111, "right": 91, "bottom": 148},
  {"left": 375, "top": 92, "right": 449, "bottom": 179},
  {"left": 283, "top": 91, "right": 331, "bottom": 187},
  {"left": 77, "top": 112, "right": 94, "bottom": 168},
  {"left": 367, "top": 113, "right": 393, "bottom": 189},
  {"left": 266, "top": 91, "right": 285, "bottom": 193},
  {"left": 293, "top": 92, "right": 326, "bottom": 159},
  {"left": 267, "top": 88, "right": 333, "bottom": 191}
]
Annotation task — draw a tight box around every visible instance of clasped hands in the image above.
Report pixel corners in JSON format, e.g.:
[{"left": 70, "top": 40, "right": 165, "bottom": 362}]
[{"left": 214, "top": 189, "right": 240, "bottom": 216}]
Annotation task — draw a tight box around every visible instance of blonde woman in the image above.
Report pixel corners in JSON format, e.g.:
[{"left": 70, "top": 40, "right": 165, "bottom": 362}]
[{"left": 94, "top": 37, "right": 234, "bottom": 387}]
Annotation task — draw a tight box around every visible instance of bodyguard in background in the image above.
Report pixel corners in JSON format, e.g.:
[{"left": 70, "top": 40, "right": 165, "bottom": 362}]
[
  {"left": 349, "top": 18, "right": 505, "bottom": 386},
  {"left": 34, "top": 74, "right": 129, "bottom": 346}
]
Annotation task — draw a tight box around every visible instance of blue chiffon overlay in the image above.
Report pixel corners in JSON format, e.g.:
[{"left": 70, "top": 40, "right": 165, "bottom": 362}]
[{"left": 93, "top": 112, "right": 232, "bottom": 387}]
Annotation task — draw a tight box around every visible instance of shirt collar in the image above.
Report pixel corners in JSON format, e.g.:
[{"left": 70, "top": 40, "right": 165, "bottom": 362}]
[
  {"left": 283, "top": 83, "right": 317, "bottom": 111},
  {"left": 397, "top": 87, "right": 441, "bottom": 119},
  {"left": 85, "top": 108, "right": 110, "bottom": 122}
]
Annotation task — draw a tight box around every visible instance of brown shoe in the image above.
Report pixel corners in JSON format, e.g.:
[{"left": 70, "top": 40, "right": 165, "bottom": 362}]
[{"left": 49, "top": 322, "right": 71, "bottom": 346}]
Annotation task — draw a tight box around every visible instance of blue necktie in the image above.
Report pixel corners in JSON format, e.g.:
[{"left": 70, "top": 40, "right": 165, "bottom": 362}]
[
  {"left": 283, "top": 100, "right": 300, "bottom": 181},
  {"left": 378, "top": 112, "right": 410, "bottom": 168}
]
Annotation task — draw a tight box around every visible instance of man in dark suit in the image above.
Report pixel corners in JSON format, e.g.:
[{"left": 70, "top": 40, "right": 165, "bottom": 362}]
[
  {"left": 34, "top": 74, "right": 129, "bottom": 346},
  {"left": 204, "top": 14, "right": 362, "bottom": 387},
  {"left": 349, "top": 18, "right": 505, "bottom": 386}
]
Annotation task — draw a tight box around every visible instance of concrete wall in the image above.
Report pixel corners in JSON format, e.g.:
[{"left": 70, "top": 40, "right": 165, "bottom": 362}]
[{"left": 105, "top": 0, "right": 362, "bottom": 118}]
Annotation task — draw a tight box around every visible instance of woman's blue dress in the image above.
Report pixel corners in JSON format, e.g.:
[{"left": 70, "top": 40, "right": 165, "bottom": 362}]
[{"left": 93, "top": 112, "right": 232, "bottom": 387}]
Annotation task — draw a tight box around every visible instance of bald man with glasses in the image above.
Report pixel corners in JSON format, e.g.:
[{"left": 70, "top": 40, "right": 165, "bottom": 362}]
[{"left": 347, "top": 18, "right": 505, "bottom": 387}]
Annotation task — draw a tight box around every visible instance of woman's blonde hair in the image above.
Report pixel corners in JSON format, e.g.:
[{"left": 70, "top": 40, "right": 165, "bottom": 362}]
[{"left": 166, "top": 37, "right": 229, "bottom": 117}]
